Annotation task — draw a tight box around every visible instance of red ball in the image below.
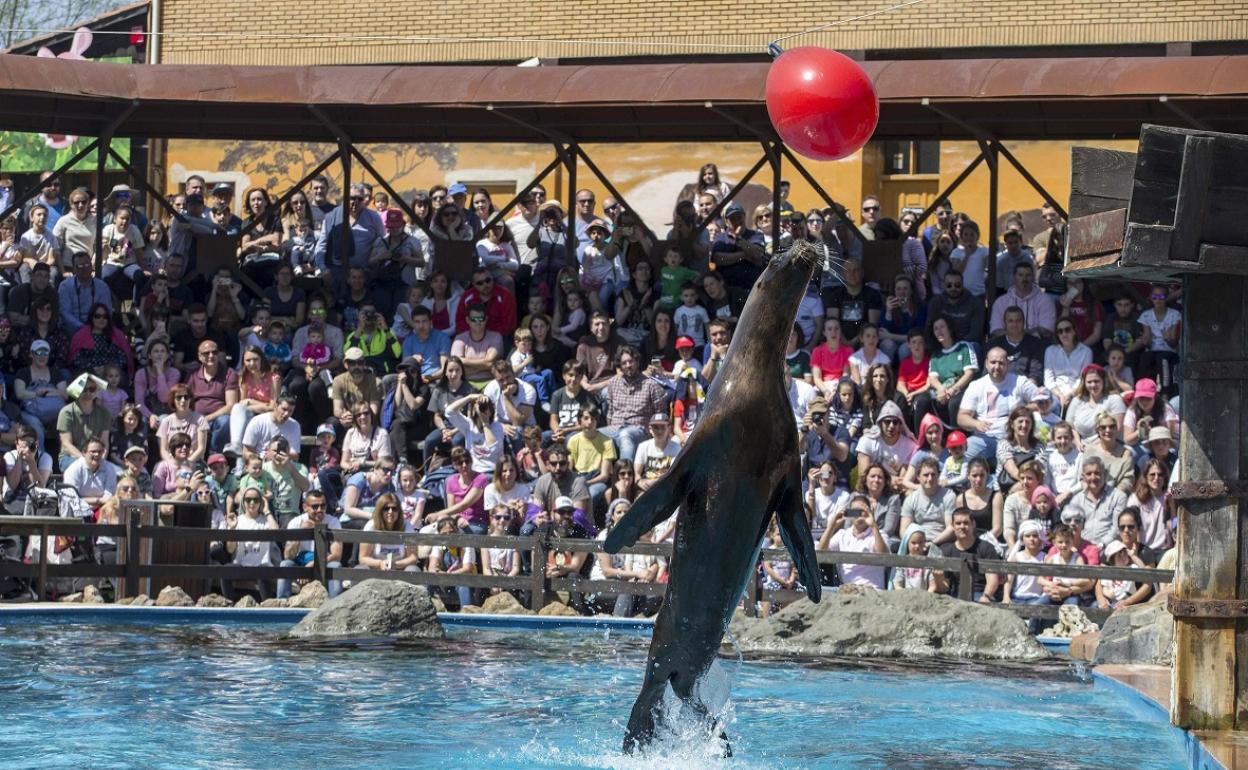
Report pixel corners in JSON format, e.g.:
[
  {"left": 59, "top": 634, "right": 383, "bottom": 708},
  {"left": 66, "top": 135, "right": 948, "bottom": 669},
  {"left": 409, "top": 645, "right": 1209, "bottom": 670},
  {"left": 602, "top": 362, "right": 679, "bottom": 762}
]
[{"left": 765, "top": 47, "right": 879, "bottom": 162}]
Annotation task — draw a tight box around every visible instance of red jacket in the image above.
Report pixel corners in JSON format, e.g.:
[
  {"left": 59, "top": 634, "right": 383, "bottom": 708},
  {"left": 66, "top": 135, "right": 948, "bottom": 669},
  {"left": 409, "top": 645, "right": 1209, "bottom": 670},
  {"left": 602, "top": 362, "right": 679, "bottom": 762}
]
[{"left": 454, "top": 285, "right": 517, "bottom": 337}]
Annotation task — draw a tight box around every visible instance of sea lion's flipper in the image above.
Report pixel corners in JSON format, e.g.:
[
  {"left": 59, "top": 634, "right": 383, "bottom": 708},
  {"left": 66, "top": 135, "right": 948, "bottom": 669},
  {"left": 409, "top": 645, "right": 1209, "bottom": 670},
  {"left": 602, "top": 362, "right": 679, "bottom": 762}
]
[
  {"left": 603, "top": 462, "right": 687, "bottom": 553},
  {"left": 773, "top": 462, "right": 823, "bottom": 602}
]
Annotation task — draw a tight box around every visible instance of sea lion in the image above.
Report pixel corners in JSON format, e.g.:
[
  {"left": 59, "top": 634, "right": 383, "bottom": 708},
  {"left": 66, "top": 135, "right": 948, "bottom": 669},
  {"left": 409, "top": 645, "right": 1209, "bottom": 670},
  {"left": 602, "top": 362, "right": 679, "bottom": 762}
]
[{"left": 603, "top": 239, "right": 824, "bottom": 754}]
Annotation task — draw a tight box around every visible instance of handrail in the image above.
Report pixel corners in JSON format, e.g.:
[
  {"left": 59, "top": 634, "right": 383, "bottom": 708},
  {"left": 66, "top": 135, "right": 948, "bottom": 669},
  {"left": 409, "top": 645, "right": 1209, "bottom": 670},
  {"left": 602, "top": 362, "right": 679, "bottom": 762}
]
[{"left": 0, "top": 518, "right": 1173, "bottom": 623}]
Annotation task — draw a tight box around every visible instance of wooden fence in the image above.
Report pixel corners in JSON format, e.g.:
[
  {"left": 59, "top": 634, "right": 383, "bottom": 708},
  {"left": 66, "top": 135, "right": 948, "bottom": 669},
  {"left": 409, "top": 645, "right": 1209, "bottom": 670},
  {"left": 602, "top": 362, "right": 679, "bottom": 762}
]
[{"left": 0, "top": 514, "right": 1173, "bottom": 625}]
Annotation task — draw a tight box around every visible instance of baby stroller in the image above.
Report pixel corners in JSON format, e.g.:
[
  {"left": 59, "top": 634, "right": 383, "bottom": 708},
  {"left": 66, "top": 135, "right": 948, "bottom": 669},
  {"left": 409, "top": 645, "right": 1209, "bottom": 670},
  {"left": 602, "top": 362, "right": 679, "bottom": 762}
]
[{"left": 16, "top": 485, "right": 97, "bottom": 599}]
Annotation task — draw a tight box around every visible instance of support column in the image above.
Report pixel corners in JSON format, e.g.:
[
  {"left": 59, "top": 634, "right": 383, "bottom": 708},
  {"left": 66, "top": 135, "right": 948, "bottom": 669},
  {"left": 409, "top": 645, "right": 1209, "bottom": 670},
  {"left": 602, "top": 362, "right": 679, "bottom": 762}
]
[
  {"left": 1171, "top": 272, "right": 1248, "bottom": 731},
  {"left": 565, "top": 143, "right": 578, "bottom": 248},
  {"left": 94, "top": 134, "right": 113, "bottom": 275},
  {"left": 764, "top": 141, "right": 782, "bottom": 249},
  {"left": 338, "top": 140, "right": 352, "bottom": 273},
  {"left": 982, "top": 140, "right": 999, "bottom": 301}
]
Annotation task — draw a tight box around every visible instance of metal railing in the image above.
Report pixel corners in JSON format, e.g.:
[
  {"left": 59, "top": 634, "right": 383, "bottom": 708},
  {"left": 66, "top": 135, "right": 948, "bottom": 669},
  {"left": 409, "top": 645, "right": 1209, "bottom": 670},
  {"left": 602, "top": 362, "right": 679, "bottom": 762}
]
[{"left": 0, "top": 514, "right": 1173, "bottom": 625}]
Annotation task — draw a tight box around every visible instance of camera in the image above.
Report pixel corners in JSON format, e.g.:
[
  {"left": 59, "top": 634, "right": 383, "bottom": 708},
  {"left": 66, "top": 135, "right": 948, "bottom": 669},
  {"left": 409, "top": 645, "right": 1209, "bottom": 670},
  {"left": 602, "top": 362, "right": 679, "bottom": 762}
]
[{"left": 812, "top": 412, "right": 824, "bottom": 425}]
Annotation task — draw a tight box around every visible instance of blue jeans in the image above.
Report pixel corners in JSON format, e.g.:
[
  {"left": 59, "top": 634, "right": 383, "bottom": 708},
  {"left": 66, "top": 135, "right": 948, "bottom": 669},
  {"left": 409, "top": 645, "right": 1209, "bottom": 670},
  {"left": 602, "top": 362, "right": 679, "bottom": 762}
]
[
  {"left": 519, "top": 370, "right": 555, "bottom": 404},
  {"left": 1011, "top": 593, "right": 1052, "bottom": 633},
  {"left": 276, "top": 560, "right": 342, "bottom": 599},
  {"left": 600, "top": 425, "right": 647, "bottom": 463},
  {"left": 965, "top": 434, "right": 998, "bottom": 466},
  {"left": 208, "top": 414, "right": 231, "bottom": 453}
]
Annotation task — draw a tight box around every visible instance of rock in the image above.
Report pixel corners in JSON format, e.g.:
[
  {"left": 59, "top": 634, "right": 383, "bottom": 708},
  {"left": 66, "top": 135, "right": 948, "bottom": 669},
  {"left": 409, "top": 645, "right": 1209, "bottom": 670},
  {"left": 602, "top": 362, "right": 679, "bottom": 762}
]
[
  {"left": 132, "top": 594, "right": 153, "bottom": 606},
  {"left": 81, "top": 585, "right": 105, "bottom": 604},
  {"left": 431, "top": 597, "right": 447, "bottom": 613},
  {"left": 234, "top": 595, "right": 259, "bottom": 608},
  {"left": 287, "top": 581, "right": 328, "bottom": 609},
  {"left": 538, "top": 601, "right": 578, "bottom": 617},
  {"left": 480, "top": 592, "right": 535, "bottom": 615},
  {"left": 727, "top": 590, "right": 1049, "bottom": 662},
  {"left": 114, "top": 596, "right": 133, "bottom": 606},
  {"left": 287, "top": 579, "right": 443, "bottom": 640},
  {"left": 1069, "top": 632, "right": 1101, "bottom": 661},
  {"left": 259, "top": 598, "right": 289, "bottom": 608},
  {"left": 1047, "top": 605, "right": 1100, "bottom": 639},
  {"left": 58, "top": 592, "right": 82, "bottom": 603},
  {"left": 155, "top": 586, "right": 194, "bottom": 607},
  {"left": 1092, "top": 599, "right": 1174, "bottom": 666},
  {"left": 458, "top": 604, "right": 485, "bottom": 613},
  {"left": 196, "top": 593, "right": 232, "bottom": 608}
]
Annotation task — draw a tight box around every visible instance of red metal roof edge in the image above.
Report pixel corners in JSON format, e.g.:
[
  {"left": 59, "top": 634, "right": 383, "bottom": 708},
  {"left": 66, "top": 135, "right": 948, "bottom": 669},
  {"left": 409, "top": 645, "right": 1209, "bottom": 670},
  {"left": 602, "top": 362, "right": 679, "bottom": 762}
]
[{"left": 0, "top": 53, "right": 1246, "bottom": 108}]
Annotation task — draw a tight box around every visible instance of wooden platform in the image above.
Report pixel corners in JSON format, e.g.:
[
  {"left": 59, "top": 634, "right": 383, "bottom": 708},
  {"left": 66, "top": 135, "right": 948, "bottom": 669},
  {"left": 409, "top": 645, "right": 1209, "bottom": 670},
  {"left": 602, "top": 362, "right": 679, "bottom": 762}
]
[{"left": 1099, "top": 664, "right": 1248, "bottom": 769}]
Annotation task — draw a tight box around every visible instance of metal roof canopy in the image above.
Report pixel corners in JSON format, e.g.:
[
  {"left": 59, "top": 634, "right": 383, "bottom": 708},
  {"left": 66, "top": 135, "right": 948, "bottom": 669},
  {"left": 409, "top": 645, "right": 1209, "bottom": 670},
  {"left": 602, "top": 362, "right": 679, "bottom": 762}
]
[{"left": 1, "top": 53, "right": 1247, "bottom": 142}]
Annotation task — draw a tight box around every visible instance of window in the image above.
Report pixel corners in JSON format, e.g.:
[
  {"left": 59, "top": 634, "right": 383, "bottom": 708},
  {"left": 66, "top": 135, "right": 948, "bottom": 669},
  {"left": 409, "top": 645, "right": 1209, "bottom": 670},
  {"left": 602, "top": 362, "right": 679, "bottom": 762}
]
[{"left": 883, "top": 141, "right": 940, "bottom": 176}]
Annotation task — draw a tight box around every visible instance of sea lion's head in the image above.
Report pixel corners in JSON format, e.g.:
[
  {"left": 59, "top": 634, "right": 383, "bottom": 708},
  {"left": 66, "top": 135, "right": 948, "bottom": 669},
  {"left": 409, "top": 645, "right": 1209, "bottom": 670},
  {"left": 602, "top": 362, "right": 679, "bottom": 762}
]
[{"left": 736, "top": 239, "right": 819, "bottom": 342}]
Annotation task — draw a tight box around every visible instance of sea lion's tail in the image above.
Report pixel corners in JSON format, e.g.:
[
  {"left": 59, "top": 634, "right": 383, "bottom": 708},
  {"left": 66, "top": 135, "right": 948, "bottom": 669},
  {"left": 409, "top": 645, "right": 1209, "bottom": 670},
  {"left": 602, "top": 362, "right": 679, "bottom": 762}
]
[{"left": 621, "top": 677, "right": 665, "bottom": 754}]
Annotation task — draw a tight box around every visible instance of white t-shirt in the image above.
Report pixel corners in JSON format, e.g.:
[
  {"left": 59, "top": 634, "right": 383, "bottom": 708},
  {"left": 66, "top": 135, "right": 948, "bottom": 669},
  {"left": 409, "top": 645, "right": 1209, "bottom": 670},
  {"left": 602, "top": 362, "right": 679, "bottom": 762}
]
[
  {"left": 1139, "top": 307, "right": 1181, "bottom": 353},
  {"left": 1045, "top": 447, "right": 1083, "bottom": 497},
  {"left": 810, "top": 485, "right": 849, "bottom": 540},
  {"left": 848, "top": 348, "right": 891, "bottom": 382},
  {"left": 794, "top": 294, "right": 825, "bottom": 344},
  {"left": 484, "top": 481, "right": 531, "bottom": 510},
  {"left": 233, "top": 514, "right": 277, "bottom": 567},
  {"left": 342, "top": 425, "right": 393, "bottom": 464},
  {"left": 284, "top": 513, "right": 343, "bottom": 554},
  {"left": 951, "top": 245, "right": 989, "bottom": 295},
  {"left": 787, "top": 378, "right": 817, "bottom": 424},
  {"left": 856, "top": 432, "right": 919, "bottom": 479},
  {"left": 242, "top": 414, "right": 303, "bottom": 455},
  {"left": 634, "top": 437, "right": 682, "bottom": 481},
  {"left": 482, "top": 378, "right": 538, "bottom": 426},
  {"left": 2, "top": 449, "right": 52, "bottom": 499},
  {"left": 961, "top": 373, "right": 1039, "bottom": 439},
  {"left": 362, "top": 519, "right": 414, "bottom": 559}
]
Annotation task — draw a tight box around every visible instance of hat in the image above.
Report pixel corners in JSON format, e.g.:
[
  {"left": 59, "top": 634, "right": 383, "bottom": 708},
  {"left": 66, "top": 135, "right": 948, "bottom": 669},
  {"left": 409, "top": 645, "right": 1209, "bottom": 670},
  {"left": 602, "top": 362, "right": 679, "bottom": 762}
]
[
  {"left": 1018, "top": 519, "right": 1045, "bottom": 538},
  {"left": 675, "top": 336, "right": 696, "bottom": 350},
  {"left": 1080, "top": 363, "right": 1106, "bottom": 378},
  {"left": 808, "top": 396, "right": 829, "bottom": 415},
  {"left": 384, "top": 209, "right": 406, "bottom": 227},
  {"left": 586, "top": 218, "right": 610, "bottom": 234},
  {"left": 66, "top": 372, "right": 107, "bottom": 400},
  {"left": 945, "top": 430, "right": 967, "bottom": 449},
  {"left": 1147, "top": 426, "right": 1173, "bottom": 444},
  {"left": 1061, "top": 508, "right": 1087, "bottom": 525},
  {"left": 207, "top": 453, "right": 228, "bottom": 466},
  {"left": 538, "top": 200, "right": 564, "bottom": 216},
  {"left": 1030, "top": 485, "right": 1054, "bottom": 505},
  {"left": 1030, "top": 388, "right": 1052, "bottom": 403},
  {"left": 724, "top": 201, "right": 745, "bottom": 217},
  {"left": 648, "top": 412, "right": 670, "bottom": 424},
  {"left": 29, "top": 339, "right": 50, "bottom": 354},
  {"left": 344, "top": 347, "right": 365, "bottom": 362},
  {"left": 211, "top": 183, "right": 232, "bottom": 194},
  {"left": 185, "top": 192, "right": 204, "bottom": 204},
  {"left": 554, "top": 496, "right": 576, "bottom": 512},
  {"left": 123, "top": 444, "right": 148, "bottom": 458},
  {"left": 397, "top": 356, "right": 422, "bottom": 371},
  {"left": 447, "top": 183, "right": 468, "bottom": 196},
  {"left": 1133, "top": 378, "right": 1158, "bottom": 399},
  {"left": 316, "top": 422, "right": 337, "bottom": 437},
  {"left": 1103, "top": 540, "right": 1126, "bottom": 559},
  {"left": 107, "top": 183, "right": 134, "bottom": 198}
]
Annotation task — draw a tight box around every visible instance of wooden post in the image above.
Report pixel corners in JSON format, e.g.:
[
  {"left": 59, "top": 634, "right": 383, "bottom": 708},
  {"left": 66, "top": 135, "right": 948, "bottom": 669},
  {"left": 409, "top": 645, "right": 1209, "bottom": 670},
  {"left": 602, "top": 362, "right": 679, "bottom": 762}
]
[
  {"left": 37, "top": 522, "right": 49, "bottom": 600},
  {"left": 983, "top": 140, "right": 999, "bottom": 301},
  {"left": 124, "top": 508, "right": 141, "bottom": 599},
  {"left": 957, "top": 559, "right": 974, "bottom": 602},
  {"left": 529, "top": 536, "right": 548, "bottom": 612},
  {"left": 313, "top": 524, "right": 329, "bottom": 588},
  {"left": 1171, "top": 271, "right": 1246, "bottom": 731}
]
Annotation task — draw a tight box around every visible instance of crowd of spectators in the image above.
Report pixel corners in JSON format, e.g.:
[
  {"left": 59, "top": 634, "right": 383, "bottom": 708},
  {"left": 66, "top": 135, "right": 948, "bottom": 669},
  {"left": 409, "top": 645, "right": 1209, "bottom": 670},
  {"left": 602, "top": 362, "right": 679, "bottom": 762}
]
[{"left": 0, "top": 165, "right": 1181, "bottom": 618}]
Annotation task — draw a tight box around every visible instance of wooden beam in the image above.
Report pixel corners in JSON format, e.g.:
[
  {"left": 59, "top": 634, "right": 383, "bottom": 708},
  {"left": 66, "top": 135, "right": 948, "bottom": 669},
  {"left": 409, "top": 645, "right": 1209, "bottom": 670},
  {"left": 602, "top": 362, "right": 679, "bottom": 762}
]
[
  {"left": 1068, "top": 146, "right": 1136, "bottom": 219},
  {"left": 1172, "top": 272, "right": 1248, "bottom": 730},
  {"left": 1170, "top": 134, "right": 1214, "bottom": 262}
]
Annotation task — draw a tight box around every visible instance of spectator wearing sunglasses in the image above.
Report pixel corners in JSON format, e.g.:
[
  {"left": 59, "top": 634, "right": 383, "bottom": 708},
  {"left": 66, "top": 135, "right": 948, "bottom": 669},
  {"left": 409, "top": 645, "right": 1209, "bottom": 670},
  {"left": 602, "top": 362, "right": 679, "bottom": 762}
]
[{"left": 312, "top": 182, "right": 384, "bottom": 284}]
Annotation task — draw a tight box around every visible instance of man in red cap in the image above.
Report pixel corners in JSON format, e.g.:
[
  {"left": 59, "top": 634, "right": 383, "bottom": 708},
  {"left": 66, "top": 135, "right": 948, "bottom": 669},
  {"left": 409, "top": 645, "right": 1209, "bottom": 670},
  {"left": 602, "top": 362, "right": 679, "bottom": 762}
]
[{"left": 370, "top": 208, "right": 425, "bottom": 291}]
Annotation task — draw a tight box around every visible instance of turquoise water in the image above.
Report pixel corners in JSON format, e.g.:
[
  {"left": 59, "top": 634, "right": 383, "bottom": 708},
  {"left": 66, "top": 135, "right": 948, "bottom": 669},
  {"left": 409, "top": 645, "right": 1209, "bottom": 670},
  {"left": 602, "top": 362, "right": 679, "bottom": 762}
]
[{"left": 0, "top": 622, "right": 1190, "bottom": 769}]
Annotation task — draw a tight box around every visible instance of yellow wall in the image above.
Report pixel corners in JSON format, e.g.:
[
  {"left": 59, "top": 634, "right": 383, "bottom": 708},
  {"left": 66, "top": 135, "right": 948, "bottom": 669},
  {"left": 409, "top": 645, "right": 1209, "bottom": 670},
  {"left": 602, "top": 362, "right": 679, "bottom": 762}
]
[
  {"left": 165, "top": 137, "right": 1134, "bottom": 237},
  {"left": 159, "top": 0, "right": 1248, "bottom": 65}
]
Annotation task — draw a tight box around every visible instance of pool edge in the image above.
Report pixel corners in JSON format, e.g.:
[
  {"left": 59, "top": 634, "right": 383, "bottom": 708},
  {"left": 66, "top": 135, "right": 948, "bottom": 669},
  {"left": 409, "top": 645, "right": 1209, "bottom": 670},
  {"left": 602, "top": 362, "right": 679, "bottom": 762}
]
[{"left": 1093, "top": 667, "right": 1232, "bottom": 770}]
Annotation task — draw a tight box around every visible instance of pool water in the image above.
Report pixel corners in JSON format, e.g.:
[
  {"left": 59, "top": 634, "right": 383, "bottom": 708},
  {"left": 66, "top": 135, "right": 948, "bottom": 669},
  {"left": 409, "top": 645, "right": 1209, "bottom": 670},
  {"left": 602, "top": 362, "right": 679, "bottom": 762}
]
[{"left": 0, "top": 622, "right": 1191, "bottom": 769}]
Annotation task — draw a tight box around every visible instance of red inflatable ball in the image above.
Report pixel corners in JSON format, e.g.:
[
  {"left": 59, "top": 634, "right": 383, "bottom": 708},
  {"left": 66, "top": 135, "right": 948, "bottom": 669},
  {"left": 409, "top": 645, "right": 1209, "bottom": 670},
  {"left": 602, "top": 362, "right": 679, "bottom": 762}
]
[{"left": 765, "top": 47, "right": 879, "bottom": 162}]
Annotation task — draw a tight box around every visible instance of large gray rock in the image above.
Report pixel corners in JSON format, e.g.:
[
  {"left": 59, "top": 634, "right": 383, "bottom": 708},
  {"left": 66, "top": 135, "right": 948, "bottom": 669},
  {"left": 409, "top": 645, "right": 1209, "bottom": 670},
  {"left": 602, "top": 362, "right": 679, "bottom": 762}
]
[
  {"left": 155, "top": 586, "right": 194, "bottom": 607},
  {"left": 288, "top": 579, "right": 444, "bottom": 640},
  {"left": 728, "top": 590, "right": 1049, "bottom": 662},
  {"left": 1092, "top": 599, "right": 1174, "bottom": 666},
  {"left": 287, "top": 581, "right": 328, "bottom": 609}
]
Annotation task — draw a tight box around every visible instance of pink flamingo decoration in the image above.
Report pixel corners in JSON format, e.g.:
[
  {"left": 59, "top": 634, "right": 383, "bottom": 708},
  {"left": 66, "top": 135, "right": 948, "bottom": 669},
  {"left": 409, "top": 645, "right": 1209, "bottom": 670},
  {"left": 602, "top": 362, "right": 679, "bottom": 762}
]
[{"left": 36, "top": 28, "right": 93, "bottom": 149}]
